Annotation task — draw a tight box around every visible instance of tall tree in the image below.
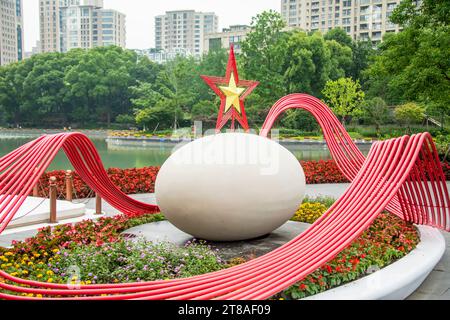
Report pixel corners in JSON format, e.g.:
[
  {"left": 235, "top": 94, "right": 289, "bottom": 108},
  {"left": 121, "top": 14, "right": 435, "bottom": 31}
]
[
  {"left": 365, "top": 0, "right": 449, "bottom": 117},
  {"left": 322, "top": 77, "right": 365, "bottom": 125},
  {"left": 241, "top": 10, "right": 288, "bottom": 102}
]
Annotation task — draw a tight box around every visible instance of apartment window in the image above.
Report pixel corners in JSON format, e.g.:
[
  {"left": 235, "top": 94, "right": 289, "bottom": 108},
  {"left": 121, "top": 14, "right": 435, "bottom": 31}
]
[{"left": 387, "top": 2, "right": 397, "bottom": 11}]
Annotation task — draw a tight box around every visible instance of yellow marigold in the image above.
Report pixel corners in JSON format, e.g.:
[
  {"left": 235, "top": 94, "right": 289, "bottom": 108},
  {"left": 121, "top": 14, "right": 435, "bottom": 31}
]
[{"left": 292, "top": 202, "right": 328, "bottom": 224}]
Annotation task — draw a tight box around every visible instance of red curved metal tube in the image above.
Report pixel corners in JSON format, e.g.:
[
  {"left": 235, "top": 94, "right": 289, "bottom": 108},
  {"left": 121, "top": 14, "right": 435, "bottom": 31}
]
[{"left": 0, "top": 94, "right": 448, "bottom": 300}]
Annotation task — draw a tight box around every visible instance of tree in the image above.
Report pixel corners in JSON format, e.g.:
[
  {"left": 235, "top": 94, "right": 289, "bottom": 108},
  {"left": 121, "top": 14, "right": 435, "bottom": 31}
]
[
  {"left": 361, "top": 97, "right": 389, "bottom": 136},
  {"left": 322, "top": 78, "right": 365, "bottom": 125},
  {"left": 135, "top": 102, "right": 182, "bottom": 131},
  {"left": 351, "top": 40, "right": 374, "bottom": 84},
  {"left": 241, "top": 10, "right": 288, "bottom": 103},
  {"left": 365, "top": 0, "right": 449, "bottom": 116},
  {"left": 324, "top": 28, "right": 353, "bottom": 48},
  {"left": 394, "top": 102, "right": 425, "bottom": 131},
  {"left": 283, "top": 31, "right": 352, "bottom": 97}
]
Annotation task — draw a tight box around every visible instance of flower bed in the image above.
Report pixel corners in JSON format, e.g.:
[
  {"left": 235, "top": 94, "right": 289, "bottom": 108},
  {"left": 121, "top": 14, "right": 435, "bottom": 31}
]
[
  {"left": 442, "top": 161, "right": 450, "bottom": 180},
  {"left": 281, "top": 201, "right": 420, "bottom": 300},
  {"left": 0, "top": 196, "right": 420, "bottom": 299},
  {"left": 33, "top": 167, "right": 160, "bottom": 199},
  {"left": 33, "top": 161, "right": 349, "bottom": 200},
  {"left": 300, "top": 160, "right": 350, "bottom": 184},
  {"left": 32, "top": 159, "right": 448, "bottom": 200}
]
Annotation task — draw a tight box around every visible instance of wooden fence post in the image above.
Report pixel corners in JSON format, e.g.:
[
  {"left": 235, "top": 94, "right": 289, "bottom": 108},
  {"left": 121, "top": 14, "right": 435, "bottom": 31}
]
[
  {"left": 49, "top": 176, "right": 58, "bottom": 223},
  {"left": 65, "top": 170, "right": 73, "bottom": 202},
  {"left": 32, "top": 184, "right": 39, "bottom": 197},
  {"left": 32, "top": 168, "right": 39, "bottom": 197},
  {"left": 95, "top": 193, "right": 102, "bottom": 215}
]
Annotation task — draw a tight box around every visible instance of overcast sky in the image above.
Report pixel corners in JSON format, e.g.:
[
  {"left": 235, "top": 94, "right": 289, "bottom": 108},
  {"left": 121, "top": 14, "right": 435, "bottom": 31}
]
[{"left": 23, "top": 0, "right": 280, "bottom": 52}]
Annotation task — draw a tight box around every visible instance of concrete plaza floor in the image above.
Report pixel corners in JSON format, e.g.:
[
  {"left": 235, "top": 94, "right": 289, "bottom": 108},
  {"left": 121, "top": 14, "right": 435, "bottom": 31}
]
[{"left": 0, "top": 182, "right": 448, "bottom": 300}]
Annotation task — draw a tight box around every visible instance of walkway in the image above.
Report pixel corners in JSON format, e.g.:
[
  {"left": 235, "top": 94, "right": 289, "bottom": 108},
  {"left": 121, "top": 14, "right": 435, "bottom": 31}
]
[{"left": 0, "top": 183, "right": 448, "bottom": 300}]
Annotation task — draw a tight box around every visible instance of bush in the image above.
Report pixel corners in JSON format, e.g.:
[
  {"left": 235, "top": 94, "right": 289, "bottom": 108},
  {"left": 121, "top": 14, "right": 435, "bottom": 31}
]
[{"left": 303, "top": 196, "right": 336, "bottom": 208}]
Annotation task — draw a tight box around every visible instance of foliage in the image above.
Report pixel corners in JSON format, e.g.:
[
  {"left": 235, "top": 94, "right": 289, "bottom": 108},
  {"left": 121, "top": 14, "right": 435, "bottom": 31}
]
[
  {"left": 283, "top": 31, "right": 352, "bottom": 98},
  {"left": 54, "top": 239, "right": 225, "bottom": 284},
  {"left": 0, "top": 47, "right": 160, "bottom": 128},
  {"left": 361, "top": 97, "right": 390, "bottom": 135},
  {"left": 292, "top": 202, "right": 329, "bottom": 224},
  {"left": 278, "top": 212, "right": 420, "bottom": 299},
  {"left": 322, "top": 78, "right": 365, "bottom": 125},
  {"left": 241, "top": 10, "right": 287, "bottom": 102},
  {"left": 394, "top": 102, "right": 425, "bottom": 129},
  {"left": 302, "top": 196, "right": 336, "bottom": 208},
  {"left": 364, "top": 0, "right": 450, "bottom": 117},
  {"left": 0, "top": 213, "right": 165, "bottom": 285}
]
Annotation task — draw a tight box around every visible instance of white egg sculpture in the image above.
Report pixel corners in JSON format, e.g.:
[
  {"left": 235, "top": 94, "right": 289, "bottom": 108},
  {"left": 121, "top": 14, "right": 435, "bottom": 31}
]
[{"left": 155, "top": 133, "right": 306, "bottom": 241}]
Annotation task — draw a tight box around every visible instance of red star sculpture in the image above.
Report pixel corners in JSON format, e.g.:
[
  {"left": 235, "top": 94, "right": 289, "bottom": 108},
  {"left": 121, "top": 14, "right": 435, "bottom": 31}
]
[{"left": 201, "top": 45, "right": 259, "bottom": 133}]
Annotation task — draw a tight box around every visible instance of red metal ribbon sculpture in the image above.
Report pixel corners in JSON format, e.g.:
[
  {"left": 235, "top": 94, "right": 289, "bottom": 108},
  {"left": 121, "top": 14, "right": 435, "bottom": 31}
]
[{"left": 0, "top": 94, "right": 448, "bottom": 300}]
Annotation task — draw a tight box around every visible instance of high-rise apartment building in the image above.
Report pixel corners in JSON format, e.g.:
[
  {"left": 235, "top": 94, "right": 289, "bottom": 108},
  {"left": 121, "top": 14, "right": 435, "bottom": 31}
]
[
  {"left": 40, "top": 0, "right": 125, "bottom": 53},
  {"left": 203, "top": 25, "right": 251, "bottom": 54},
  {"left": 155, "top": 10, "right": 218, "bottom": 56},
  {"left": 39, "top": 0, "right": 61, "bottom": 53},
  {"left": 0, "top": 0, "right": 23, "bottom": 65},
  {"left": 281, "top": 0, "right": 402, "bottom": 43}
]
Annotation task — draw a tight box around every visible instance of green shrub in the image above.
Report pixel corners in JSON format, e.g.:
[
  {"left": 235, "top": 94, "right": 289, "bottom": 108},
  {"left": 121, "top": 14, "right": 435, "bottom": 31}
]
[{"left": 303, "top": 196, "right": 336, "bottom": 208}]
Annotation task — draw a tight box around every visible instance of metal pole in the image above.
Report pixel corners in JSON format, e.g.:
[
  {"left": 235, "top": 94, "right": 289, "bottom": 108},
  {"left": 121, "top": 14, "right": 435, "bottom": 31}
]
[{"left": 49, "top": 176, "right": 57, "bottom": 223}]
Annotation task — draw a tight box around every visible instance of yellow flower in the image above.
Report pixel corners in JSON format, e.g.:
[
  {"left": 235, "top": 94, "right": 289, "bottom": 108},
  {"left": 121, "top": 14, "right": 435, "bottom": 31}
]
[
  {"left": 52, "top": 249, "right": 59, "bottom": 253},
  {"left": 37, "top": 274, "right": 43, "bottom": 278},
  {"left": 36, "top": 294, "right": 43, "bottom": 298},
  {"left": 28, "top": 262, "right": 33, "bottom": 266},
  {"left": 46, "top": 270, "right": 54, "bottom": 276},
  {"left": 47, "top": 278, "right": 54, "bottom": 283},
  {"left": 22, "top": 270, "right": 29, "bottom": 275}
]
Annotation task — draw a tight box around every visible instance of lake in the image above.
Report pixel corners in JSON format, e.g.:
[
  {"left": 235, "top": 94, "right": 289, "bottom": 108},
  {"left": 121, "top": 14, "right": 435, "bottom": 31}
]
[{"left": 0, "top": 135, "right": 371, "bottom": 171}]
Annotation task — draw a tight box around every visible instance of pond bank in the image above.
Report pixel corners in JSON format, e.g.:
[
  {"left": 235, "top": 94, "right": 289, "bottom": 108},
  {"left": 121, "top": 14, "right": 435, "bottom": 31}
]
[{"left": 106, "top": 135, "right": 375, "bottom": 147}]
